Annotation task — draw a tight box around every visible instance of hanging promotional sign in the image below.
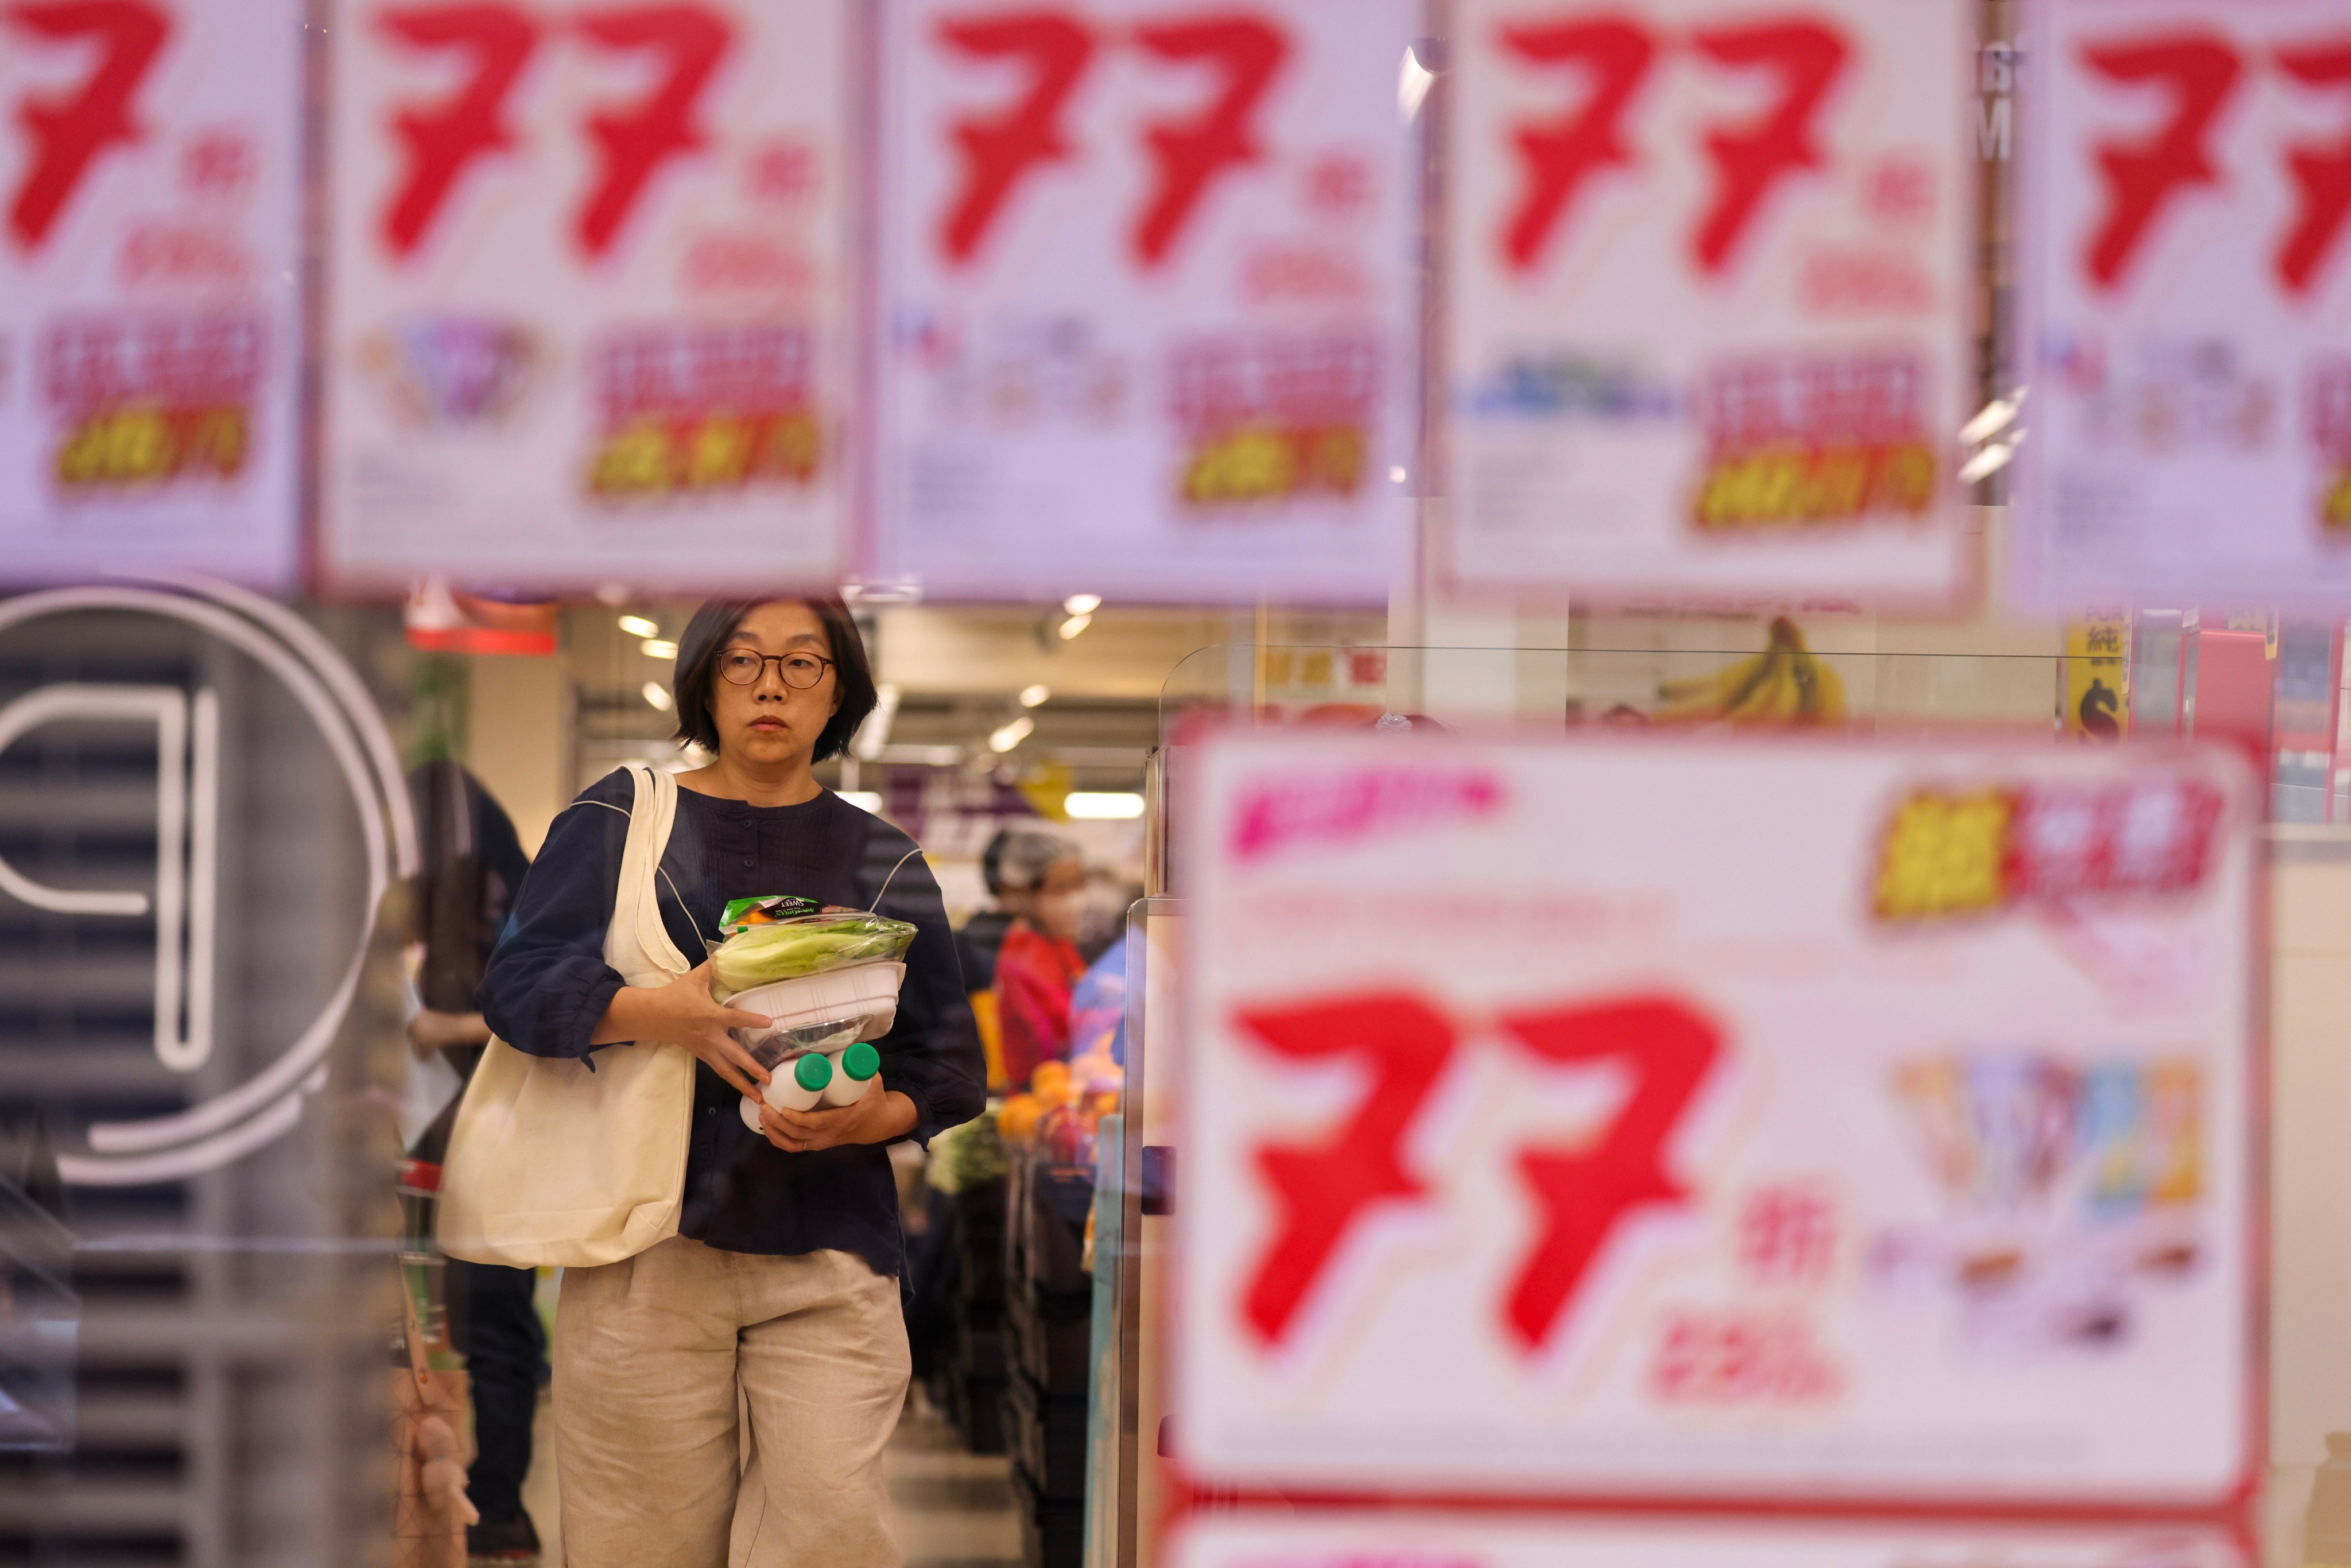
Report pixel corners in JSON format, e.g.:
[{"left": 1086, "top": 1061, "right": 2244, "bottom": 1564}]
[
  {"left": 323, "top": 0, "right": 851, "bottom": 592},
  {"left": 2016, "top": 0, "right": 2351, "bottom": 611},
  {"left": 870, "top": 0, "right": 1418, "bottom": 604},
  {"left": 1443, "top": 0, "right": 1975, "bottom": 607},
  {"left": 1170, "top": 1514, "right": 2247, "bottom": 1568},
  {"left": 1177, "top": 728, "right": 2259, "bottom": 1507},
  {"left": 0, "top": 0, "right": 303, "bottom": 588}
]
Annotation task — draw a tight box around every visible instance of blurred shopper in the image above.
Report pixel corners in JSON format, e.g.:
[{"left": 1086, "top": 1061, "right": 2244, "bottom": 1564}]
[
  {"left": 404, "top": 760, "right": 546, "bottom": 1563},
  {"left": 952, "top": 829, "right": 1021, "bottom": 992},
  {"left": 480, "top": 597, "right": 986, "bottom": 1568},
  {"left": 991, "top": 830, "right": 1087, "bottom": 1088}
]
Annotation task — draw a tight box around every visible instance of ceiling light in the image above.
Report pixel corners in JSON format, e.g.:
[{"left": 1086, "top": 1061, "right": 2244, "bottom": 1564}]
[
  {"left": 1019, "top": 684, "right": 1050, "bottom": 708},
  {"left": 1960, "top": 385, "right": 2027, "bottom": 445},
  {"left": 1957, "top": 437, "right": 2019, "bottom": 484},
  {"left": 1057, "top": 614, "right": 1092, "bottom": 641},
  {"left": 842, "top": 580, "right": 924, "bottom": 606},
  {"left": 988, "top": 716, "right": 1034, "bottom": 753},
  {"left": 616, "top": 614, "right": 659, "bottom": 638},
  {"left": 1062, "top": 593, "right": 1101, "bottom": 616},
  {"left": 641, "top": 637, "right": 678, "bottom": 660},
  {"left": 1398, "top": 44, "right": 1434, "bottom": 120},
  {"left": 1065, "top": 791, "right": 1144, "bottom": 820},
  {"left": 641, "top": 681, "right": 673, "bottom": 712},
  {"left": 839, "top": 790, "right": 883, "bottom": 814}
]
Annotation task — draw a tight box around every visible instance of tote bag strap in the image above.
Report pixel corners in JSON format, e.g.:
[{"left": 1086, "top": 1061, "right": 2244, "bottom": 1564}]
[{"left": 607, "top": 766, "right": 693, "bottom": 987}]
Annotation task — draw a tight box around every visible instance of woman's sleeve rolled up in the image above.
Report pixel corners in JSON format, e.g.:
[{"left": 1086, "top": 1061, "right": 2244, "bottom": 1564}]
[{"left": 480, "top": 779, "right": 633, "bottom": 1061}]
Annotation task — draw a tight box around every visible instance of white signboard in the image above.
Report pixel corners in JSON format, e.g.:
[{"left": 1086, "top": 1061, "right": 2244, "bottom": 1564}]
[
  {"left": 2016, "top": 0, "right": 2351, "bottom": 611},
  {"left": 324, "top": 0, "right": 850, "bottom": 592},
  {"left": 1444, "top": 0, "right": 1975, "bottom": 607},
  {"left": 0, "top": 0, "right": 302, "bottom": 588},
  {"left": 1177, "top": 729, "right": 2258, "bottom": 1507},
  {"left": 871, "top": 0, "right": 1417, "bottom": 604},
  {"left": 1170, "top": 1512, "right": 2247, "bottom": 1568}
]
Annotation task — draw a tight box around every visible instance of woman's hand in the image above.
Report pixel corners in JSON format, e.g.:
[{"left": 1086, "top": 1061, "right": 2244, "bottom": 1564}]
[
  {"left": 758, "top": 1085, "right": 917, "bottom": 1154},
  {"left": 593, "top": 961, "right": 773, "bottom": 1100}
]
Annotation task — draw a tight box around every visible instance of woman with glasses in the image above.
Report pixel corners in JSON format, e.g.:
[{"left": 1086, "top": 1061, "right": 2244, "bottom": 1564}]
[{"left": 480, "top": 597, "right": 986, "bottom": 1568}]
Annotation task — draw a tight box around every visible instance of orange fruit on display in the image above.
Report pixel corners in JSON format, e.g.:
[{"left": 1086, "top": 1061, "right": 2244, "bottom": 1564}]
[{"left": 997, "top": 1094, "right": 1043, "bottom": 1143}]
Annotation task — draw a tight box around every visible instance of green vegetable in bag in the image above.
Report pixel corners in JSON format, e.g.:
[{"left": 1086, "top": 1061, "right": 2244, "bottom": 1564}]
[{"left": 708, "top": 913, "right": 915, "bottom": 995}]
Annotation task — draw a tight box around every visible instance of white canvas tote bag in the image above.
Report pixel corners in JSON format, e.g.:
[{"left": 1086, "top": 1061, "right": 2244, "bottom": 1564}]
[{"left": 438, "top": 764, "right": 697, "bottom": 1267}]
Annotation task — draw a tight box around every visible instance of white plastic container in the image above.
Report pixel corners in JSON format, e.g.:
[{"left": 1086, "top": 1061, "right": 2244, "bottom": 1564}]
[
  {"left": 818, "top": 1042, "right": 880, "bottom": 1108},
  {"left": 725, "top": 962, "right": 905, "bottom": 1053}
]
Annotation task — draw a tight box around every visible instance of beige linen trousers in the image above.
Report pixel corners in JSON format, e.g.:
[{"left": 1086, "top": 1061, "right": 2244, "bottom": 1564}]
[{"left": 552, "top": 1236, "right": 910, "bottom": 1568}]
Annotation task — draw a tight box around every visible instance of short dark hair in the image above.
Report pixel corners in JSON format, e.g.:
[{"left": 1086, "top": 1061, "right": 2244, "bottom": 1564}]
[{"left": 671, "top": 596, "right": 877, "bottom": 763}]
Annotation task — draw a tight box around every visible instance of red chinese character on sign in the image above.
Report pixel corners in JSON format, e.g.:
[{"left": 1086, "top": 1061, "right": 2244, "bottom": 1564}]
[
  {"left": 378, "top": 2, "right": 543, "bottom": 258},
  {"left": 936, "top": 9, "right": 1095, "bottom": 264},
  {"left": 1687, "top": 19, "right": 1848, "bottom": 274},
  {"left": 2105, "top": 778, "right": 2225, "bottom": 894},
  {"left": 2078, "top": 32, "right": 2241, "bottom": 291},
  {"left": 6, "top": 0, "right": 171, "bottom": 250},
  {"left": 1130, "top": 14, "right": 1287, "bottom": 266},
  {"left": 40, "top": 313, "right": 264, "bottom": 410},
  {"left": 2005, "top": 778, "right": 2224, "bottom": 902},
  {"left": 1700, "top": 351, "right": 1925, "bottom": 453},
  {"left": 747, "top": 136, "right": 815, "bottom": 204},
  {"left": 1303, "top": 149, "right": 1370, "bottom": 213},
  {"left": 572, "top": 3, "right": 732, "bottom": 258},
  {"left": 2009, "top": 788, "right": 2105, "bottom": 897},
  {"left": 1863, "top": 155, "right": 1933, "bottom": 223},
  {"left": 2276, "top": 37, "right": 2351, "bottom": 295},
  {"left": 181, "top": 126, "right": 255, "bottom": 197},
  {"left": 1237, "top": 993, "right": 1459, "bottom": 1346},
  {"left": 1498, "top": 16, "right": 1655, "bottom": 273},
  {"left": 1502, "top": 995, "right": 1724, "bottom": 1349},
  {"left": 1736, "top": 1183, "right": 1836, "bottom": 1286}
]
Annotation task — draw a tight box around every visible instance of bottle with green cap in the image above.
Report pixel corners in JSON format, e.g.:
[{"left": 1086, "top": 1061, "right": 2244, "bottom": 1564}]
[
  {"left": 818, "top": 1042, "right": 880, "bottom": 1108},
  {"left": 739, "top": 1050, "right": 834, "bottom": 1132}
]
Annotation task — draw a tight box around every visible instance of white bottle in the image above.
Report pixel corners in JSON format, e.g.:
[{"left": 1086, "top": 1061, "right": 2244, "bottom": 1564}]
[
  {"left": 739, "top": 1051, "right": 833, "bottom": 1131},
  {"left": 818, "top": 1042, "right": 880, "bottom": 1108}
]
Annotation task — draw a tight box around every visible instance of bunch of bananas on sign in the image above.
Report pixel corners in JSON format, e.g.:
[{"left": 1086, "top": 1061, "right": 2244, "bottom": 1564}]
[{"left": 1654, "top": 618, "right": 1848, "bottom": 726}]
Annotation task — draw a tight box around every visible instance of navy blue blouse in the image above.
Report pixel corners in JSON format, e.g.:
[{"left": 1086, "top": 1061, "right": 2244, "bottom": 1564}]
[{"left": 479, "top": 770, "right": 986, "bottom": 1279}]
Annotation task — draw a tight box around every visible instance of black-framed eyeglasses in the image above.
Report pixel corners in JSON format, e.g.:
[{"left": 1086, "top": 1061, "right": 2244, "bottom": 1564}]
[{"left": 717, "top": 649, "right": 834, "bottom": 689}]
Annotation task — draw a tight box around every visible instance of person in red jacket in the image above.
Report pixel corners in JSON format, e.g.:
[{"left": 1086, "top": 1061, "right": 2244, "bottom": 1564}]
[{"left": 991, "top": 830, "right": 1088, "bottom": 1089}]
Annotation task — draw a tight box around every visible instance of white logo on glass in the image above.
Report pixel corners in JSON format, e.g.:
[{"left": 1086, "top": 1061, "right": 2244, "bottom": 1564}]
[{"left": 0, "top": 579, "right": 418, "bottom": 1185}]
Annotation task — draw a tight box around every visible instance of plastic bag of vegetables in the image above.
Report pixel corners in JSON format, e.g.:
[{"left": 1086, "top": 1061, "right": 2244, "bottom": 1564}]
[{"left": 708, "top": 911, "right": 915, "bottom": 998}]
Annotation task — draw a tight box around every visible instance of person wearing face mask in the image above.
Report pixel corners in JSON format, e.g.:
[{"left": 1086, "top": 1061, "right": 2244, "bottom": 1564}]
[
  {"left": 989, "top": 831, "right": 1088, "bottom": 1091},
  {"left": 478, "top": 596, "right": 985, "bottom": 1568}
]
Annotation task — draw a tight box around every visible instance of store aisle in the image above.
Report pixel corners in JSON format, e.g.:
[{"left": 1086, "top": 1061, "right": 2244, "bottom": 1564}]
[
  {"left": 888, "top": 1392, "right": 1025, "bottom": 1568},
  {"left": 507, "top": 1388, "right": 1021, "bottom": 1566}
]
